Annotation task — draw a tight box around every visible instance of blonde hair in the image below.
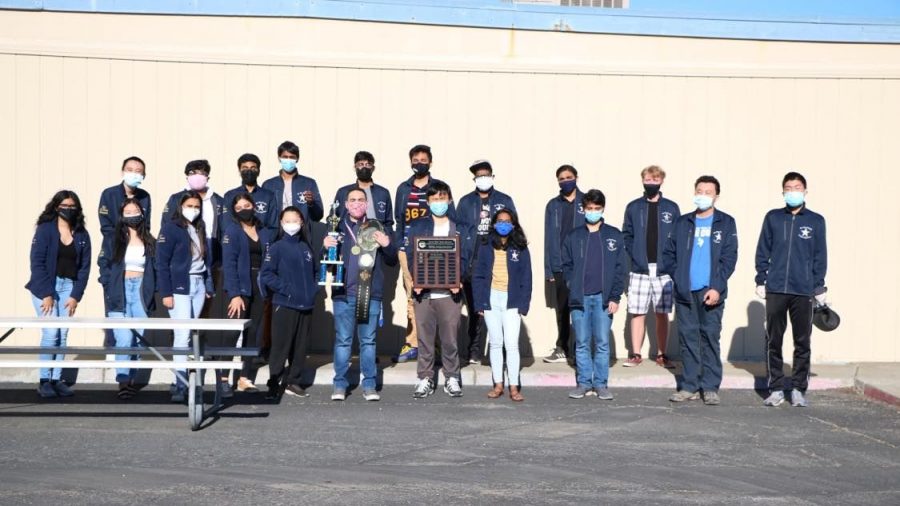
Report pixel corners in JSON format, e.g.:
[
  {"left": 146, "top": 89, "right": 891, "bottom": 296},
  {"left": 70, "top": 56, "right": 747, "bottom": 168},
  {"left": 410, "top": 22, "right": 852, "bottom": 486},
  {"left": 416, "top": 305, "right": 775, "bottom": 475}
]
[{"left": 640, "top": 165, "right": 666, "bottom": 180}]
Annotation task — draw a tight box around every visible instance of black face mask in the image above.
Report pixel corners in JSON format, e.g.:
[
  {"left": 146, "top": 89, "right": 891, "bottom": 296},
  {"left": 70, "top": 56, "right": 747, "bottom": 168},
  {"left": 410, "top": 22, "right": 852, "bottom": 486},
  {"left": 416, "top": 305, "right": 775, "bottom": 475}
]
[
  {"left": 240, "top": 170, "right": 259, "bottom": 186},
  {"left": 643, "top": 183, "right": 661, "bottom": 198},
  {"left": 411, "top": 163, "right": 430, "bottom": 177},
  {"left": 58, "top": 208, "right": 78, "bottom": 223},
  {"left": 236, "top": 209, "right": 255, "bottom": 222},
  {"left": 123, "top": 215, "right": 144, "bottom": 228},
  {"left": 356, "top": 167, "right": 374, "bottom": 182}
]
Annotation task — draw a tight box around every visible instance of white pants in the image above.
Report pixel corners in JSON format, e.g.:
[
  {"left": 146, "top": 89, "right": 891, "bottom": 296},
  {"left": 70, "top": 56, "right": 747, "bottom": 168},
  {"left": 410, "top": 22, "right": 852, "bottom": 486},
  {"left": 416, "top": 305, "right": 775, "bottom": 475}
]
[{"left": 483, "top": 289, "right": 522, "bottom": 386}]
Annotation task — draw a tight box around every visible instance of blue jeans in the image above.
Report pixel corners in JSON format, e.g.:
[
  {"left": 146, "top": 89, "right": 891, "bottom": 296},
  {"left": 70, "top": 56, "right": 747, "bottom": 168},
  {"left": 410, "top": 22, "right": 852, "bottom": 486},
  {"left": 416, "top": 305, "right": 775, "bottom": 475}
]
[
  {"left": 167, "top": 274, "right": 207, "bottom": 390},
  {"left": 333, "top": 297, "right": 380, "bottom": 391},
  {"left": 107, "top": 276, "right": 147, "bottom": 383},
  {"left": 675, "top": 290, "right": 724, "bottom": 393},
  {"left": 571, "top": 293, "right": 612, "bottom": 389},
  {"left": 30, "top": 277, "right": 74, "bottom": 381}
]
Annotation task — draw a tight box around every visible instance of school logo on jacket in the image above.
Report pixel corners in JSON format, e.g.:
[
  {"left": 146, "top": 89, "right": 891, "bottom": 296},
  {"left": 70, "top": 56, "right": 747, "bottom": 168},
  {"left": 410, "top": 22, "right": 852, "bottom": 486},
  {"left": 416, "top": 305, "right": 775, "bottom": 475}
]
[
  {"left": 222, "top": 234, "right": 231, "bottom": 245},
  {"left": 305, "top": 251, "right": 313, "bottom": 263},
  {"left": 377, "top": 201, "right": 387, "bottom": 213},
  {"left": 577, "top": 204, "right": 585, "bottom": 214},
  {"left": 661, "top": 211, "right": 673, "bottom": 224},
  {"left": 510, "top": 250, "right": 520, "bottom": 262},
  {"left": 606, "top": 238, "right": 618, "bottom": 251},
  {"left": 712, "top": 231, "right": 723, "bottom": 244},
  {"left": 799, "top": 226, "right": 813, "bottom": 239},
  {"left": 158, "top": 234, "right": 166, "bottom": 244},
  {"left": 99, "top": 205, "right": 109, "bottom": 216},
  {"left": 255, "top": 201, "right": 269, "bottom": 214},
  {"left": 493, "top": 203, "right": 505, "bottom": 212}
]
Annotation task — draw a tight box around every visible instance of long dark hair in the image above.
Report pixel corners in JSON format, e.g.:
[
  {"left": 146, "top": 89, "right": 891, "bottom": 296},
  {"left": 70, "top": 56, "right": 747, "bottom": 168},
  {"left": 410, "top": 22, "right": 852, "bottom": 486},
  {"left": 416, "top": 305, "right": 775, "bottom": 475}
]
[
  {"left": 171, "top": 191, "right": 207, "bottom": 259},
  {"left": 37, "top": 190, "right": 86, "bottom": 231},
  {"left": 277, "top": 206, "right": 309, "bottom": 244},
  {"left": 490, "top": 208, "right": 528, "bottom": 251},
  {"left": 112, "top": 198, "right": 156, "bottom": 263},
  {"left": 231, "top": 192, "right": 261, "bottom": 228}
]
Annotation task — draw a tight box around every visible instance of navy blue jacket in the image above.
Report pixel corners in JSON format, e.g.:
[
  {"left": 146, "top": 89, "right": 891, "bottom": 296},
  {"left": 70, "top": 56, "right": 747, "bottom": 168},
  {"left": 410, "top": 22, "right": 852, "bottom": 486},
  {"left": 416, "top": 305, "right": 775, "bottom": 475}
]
[
  {"left": 259, "top": 234, "right": 319, "bottom": 311},
  {"left": 401, "top": 217, "right": 475, "bottom": 284},
  {"left": 544, "top": 189, "right": 586, "bottom": 278},
  {"left": 472, "top": 242, "right": 533, "bottom": 315},
  {"left": 660, "top": 210, "right": 739, "bottom": 304},
  {"left": 162, "top": 190, "right": 226, "bottom": 267},
  {"left": 156, "top": 220, "right": 214, "bottom": 297},
  {"left": 754, "top": 206, "right": 827, "bottom": 297},
  {"left": 394, "top": 175, "right": 457, "bottom": 244},
  {"left": 221, "top": 223, "right": 277, "bottom": 300},
  {"left": 222, "top": 185, "right": 280, "bottom": 230},
  {"left": 326, "top": 216, "right": 399, "bottom": 302},
  {"left": 622, "top": 194, "right": 681, "bottom": 274},
  {"left": 26, "top": 222, "right": 92, "bottom": 302},
  {"left": 98, "top": 183, "right": 151, "bottom": 255},
  {"left": 332, "top": 182, "right": 395, "bottom": 234},
  {"left": 456, "top": 188, "right": 517, "bottom": 234},
  {"left": 97, "top": 244, "right": 157, "bottom": 314},
  {"left": 561, "top": 223, "right": 627, "bottom": 309},
  {"left": 261, "top": 172, "right": 324, "bottom": 223}
]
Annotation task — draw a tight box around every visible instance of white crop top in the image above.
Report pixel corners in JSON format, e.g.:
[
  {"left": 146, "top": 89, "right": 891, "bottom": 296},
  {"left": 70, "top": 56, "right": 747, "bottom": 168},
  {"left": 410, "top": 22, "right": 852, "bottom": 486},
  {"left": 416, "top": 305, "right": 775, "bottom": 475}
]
[{"left": 124, "top": 244, "right": 146, "bottom": 273}]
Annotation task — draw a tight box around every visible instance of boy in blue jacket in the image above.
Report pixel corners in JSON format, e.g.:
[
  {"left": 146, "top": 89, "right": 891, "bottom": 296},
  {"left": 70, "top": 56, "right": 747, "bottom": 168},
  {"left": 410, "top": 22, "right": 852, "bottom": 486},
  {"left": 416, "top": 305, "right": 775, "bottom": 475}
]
[
  {"left": 562, "top": 189, "right": 626, "bottom": 401},
  {"left": 755, "top": 172, "right": 827, "bottom": 408},
  {"left": 332, "top": 151, "right": 395, "bottom": 233},
  {"left": 222, "top": 153, "right": 279, "bottom": 230},
  {"left": 661, "top": 176, "right": 738, "bottom": 406}
]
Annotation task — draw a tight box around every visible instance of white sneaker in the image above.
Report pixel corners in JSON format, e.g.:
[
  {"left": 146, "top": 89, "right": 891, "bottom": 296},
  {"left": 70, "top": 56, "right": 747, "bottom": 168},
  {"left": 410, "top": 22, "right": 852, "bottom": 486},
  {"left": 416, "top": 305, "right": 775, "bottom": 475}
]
[
  {"left": 331, "top": 388, "right": 346, "bottom": 401},
  {"left": 362, "top": 389, "right": 381, "bottom": 401},
  {"left": 413, "top": 378, "right": 434, "bottom": 399},
  {"left": 444, "top": 377, "right": 463, "bottom": 397},
  {"left": 763, "top": 390, "right": 785, "bottom": 407}
]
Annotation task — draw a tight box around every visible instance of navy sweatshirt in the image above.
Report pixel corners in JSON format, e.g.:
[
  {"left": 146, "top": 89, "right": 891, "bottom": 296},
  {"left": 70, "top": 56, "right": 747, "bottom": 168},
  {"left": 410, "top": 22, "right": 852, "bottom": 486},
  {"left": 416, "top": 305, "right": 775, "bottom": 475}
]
[
  {"left": 98, "top": 183, "right": 151, "bottom": 255},
  {"left": 622, "top": 194, "right": 681, "bottom": 274},
  {"left": 472, "top": 241, "right": 533, "bottom": 315},
  {"left": 162, "top": 190, "right": 226, "bottom": 267},
  {"left": 561, "top": 223, "right": 627, "bottom": 310},
  {"left": 222, "top": 185, "right": 280, "bottom": 230},
  {"left": 325, "top": 216, "right": 399, "bottom": 302},
  {"left": 544, "top": 189, "right": 586, "bottom": 278},
  {"left": 456, "top": 188, "right": 517, "bottom": 233},
  {"left": 754, "top": 206, "right": 827, "bottom": 297},
  {"left": 156, "top": 220, "right": 214, "bottom": 297},
  {"left": 261, "top": 172, "right": 324, "bottom": 223},
  {"left": 221, "top": 223, "right": 277, "bottom": 300},
  {"left": 26, "top": 221, "right": 92, "bottom": 302},
  {"left": 660, "top": 210, "right": 738, "bottom": 304},
  {"left": 332, "top": 183, "right": 395, "bottom": 235},
  {"left": 259, "top": 234, "right": 319, "bottom": 311}
]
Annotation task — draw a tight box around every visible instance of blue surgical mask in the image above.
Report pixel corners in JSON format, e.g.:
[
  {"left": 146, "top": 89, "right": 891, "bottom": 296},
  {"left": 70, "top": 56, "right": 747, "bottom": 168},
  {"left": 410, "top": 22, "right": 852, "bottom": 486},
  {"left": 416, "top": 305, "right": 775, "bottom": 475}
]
[
  {"left": 585, "top": 210, "right": 603, "bottom": 224},
  {"left": 123, "top": 172, "right": 144, "bottom": 188},
  {"left": 280, "top": 158, "right": 298, "bottom": 173},
  {"left": 428, "top": 201, "right": 449, "bottom": 217},
  {"left": 693, "top": 195, "right": 714, "bottom": 211},
  {"left": 784, "top": 191, "right": 805, "bottom": 207},
  {"left": 559, "top": 180, "right": 577, "bottom": 195},
  {"left": 494, "top": 222, "right": 514, "bottom": 236}
]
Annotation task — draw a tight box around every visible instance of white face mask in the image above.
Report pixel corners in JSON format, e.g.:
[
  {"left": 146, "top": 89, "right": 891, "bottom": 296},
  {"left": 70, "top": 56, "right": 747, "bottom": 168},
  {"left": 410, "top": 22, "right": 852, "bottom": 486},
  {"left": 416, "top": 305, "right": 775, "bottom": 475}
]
[
  {"left": 282, "top": 223, "right": 302, "bottom": 236},
  {"left": 182, "top": 207, "right": 200, "bottom": 222},
  {"left": 474, "top": 176, "right": 494, "bottom": 192}
]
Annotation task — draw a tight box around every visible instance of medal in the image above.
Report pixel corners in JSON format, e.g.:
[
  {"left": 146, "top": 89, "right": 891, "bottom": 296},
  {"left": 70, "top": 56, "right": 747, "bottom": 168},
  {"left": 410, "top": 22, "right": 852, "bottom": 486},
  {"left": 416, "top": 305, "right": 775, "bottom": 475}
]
[{"left": 351, "top": 245, "right": 361, "bottom": 255}]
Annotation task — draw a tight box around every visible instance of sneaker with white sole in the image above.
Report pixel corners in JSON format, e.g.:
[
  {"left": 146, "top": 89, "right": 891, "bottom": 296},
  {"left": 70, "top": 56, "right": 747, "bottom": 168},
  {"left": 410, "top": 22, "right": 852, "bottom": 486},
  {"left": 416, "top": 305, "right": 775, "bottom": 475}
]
[
  {"left": 595, "top": 387, "right": 614, "bottom": 400},
  {"left": 444, "top": 377, "right": 463, "bottom": 397},
  {"left": 413, "top": 378, "right": 434, "bottom": 399},
  {"left": 669, "top": 390, "right": 701, "bottom": 402},
  {"left": 791, "top": 389, "right": 808, "bottom": 407},
  {"left": 331, "top": 388, "right": 346, "bottom": 401},
  {"left": 543, "top": 348, "right": 568, "bottom": 364},
  {"left": 702, "top": 391, "right": 720, "bottom": 405},
  {"left": 362, "top": 389, "right": 381, "bottom": 401},
  {"left": 763, "top": 390, "right": 785, "bottom": 407},
  {"left": 568, "top": 386, "right": 591, "bottom": 399}
]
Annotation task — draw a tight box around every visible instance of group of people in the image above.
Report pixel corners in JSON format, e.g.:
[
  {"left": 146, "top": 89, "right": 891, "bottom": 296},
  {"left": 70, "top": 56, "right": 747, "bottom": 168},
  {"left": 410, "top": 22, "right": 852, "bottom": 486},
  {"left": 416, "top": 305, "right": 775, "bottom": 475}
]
[{"left": 25, "top": 140, "right": 828, "bottom": 407}]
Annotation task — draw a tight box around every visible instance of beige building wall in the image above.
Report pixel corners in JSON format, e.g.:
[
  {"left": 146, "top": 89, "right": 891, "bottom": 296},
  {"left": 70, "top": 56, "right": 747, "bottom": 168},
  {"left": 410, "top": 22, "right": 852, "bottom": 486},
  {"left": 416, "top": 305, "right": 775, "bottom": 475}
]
[{"left": 1, "top": 10, "right": 898, "bottom": 363}]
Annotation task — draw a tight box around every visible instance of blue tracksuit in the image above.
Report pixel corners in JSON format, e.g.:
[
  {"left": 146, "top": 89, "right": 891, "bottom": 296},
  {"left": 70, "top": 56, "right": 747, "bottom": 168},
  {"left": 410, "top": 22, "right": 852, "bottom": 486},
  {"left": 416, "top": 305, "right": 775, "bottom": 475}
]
[
  {"left": 544, "top": 190, "right": 586, "bottom": 278},
  {"left": 221, "top": 223, "right": 277, "bottom": 300},
  {"left": 97, "top": 245, "right": 157, "bottom": 314},
  {"left": 259, "top": 234, "right": 319, "bottom": 311},
  {"left": 472, "top": 242, "right": 533, "bottom": 315},
  {"left": 660, "top": 210, "right": 738, "bottom": 304},
  {"left": 326, "top": 216, "right": 399, "bottom": 302},
  {"left": 98, "top": 183, "right": 151, "bottom": 255},
  {"left": 456, "top": 189, "right": 517, "bottom": 233},
  {"left": 401, "top": 217, "right": 475, "bottom": 284},
  {"left": 561, "top": 223, "right": 627, "bottom": 310},
  {"left": 156, "top": 220, "right": 214, "bottom": 297},
  {"left": 26, "top": 222, "right": 92, "bottom": 302},
  {"left": 622, "top": 194, "right": 681, "bottom": 274},
  {"left": 222, "top": 185, "right": 280, "bottom": 230},
  {"left": 161, "top": 190, "right": 226, "bottom": 267},
  {"left": 261, "top": 172, "right": 324, "bottom": 223},
  {"left": 754, "top": 206, "right": 827, "bottom": 297},
  {"left": 332, "top": 183, "right": 395, "bottom": 234},
  {"left": 394, "top": 175, "right": 457, "bottom": 244}
]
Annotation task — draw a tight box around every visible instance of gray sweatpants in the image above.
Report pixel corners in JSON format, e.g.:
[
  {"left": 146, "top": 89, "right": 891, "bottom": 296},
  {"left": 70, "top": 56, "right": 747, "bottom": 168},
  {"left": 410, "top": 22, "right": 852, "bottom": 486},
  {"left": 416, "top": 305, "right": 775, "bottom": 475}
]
[{"left": 414, "top": 296, "right": 462, "bottom": 381}]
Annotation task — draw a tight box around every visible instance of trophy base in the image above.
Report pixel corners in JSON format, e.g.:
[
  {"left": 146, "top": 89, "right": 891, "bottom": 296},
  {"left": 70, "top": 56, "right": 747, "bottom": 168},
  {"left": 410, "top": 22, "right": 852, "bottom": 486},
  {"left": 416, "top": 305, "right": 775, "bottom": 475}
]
[
  {"left": 321, "top": 260, "right": 343, "bottom": 265},
  {"left": 318, "top": 282, "right": 344, "bottom": 286}
]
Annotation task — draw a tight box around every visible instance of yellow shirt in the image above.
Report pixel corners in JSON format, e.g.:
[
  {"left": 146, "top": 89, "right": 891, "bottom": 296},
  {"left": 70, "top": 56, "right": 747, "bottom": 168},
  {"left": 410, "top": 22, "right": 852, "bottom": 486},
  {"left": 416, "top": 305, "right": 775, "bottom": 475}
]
[{"left": 491, "top": 249, "right": 509, "bottom": 292}]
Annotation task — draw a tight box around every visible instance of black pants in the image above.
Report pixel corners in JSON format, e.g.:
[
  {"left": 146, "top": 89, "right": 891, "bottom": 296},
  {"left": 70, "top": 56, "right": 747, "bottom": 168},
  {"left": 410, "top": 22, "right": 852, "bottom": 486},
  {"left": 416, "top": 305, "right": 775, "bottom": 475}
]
[
  {"left": 553, "top": 272, "right": 572, "bottom": 355},
  {"left": 765, "top": 292, "right": 813, "bottom": 392},
  {"left": 269, "top": 305, "right": 312, "bottom": 386},
  {"left": 462, "top": 280, "right": 485, "bottom": 358}
]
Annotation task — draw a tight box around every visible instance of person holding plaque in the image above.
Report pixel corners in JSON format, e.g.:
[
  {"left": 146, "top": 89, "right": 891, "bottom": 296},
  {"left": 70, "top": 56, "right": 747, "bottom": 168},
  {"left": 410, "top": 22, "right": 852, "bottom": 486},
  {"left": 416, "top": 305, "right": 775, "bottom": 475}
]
[{"left": 323, "top": 187, "right": 398, "bottom": 402}]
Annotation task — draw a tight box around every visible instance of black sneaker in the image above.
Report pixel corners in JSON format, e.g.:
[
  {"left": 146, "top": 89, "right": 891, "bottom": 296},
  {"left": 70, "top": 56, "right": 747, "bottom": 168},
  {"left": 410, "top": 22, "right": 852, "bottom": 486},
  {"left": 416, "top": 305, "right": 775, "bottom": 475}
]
[
  {"left": 543, "top": 348, "right": 568, "bottom": 364},
  {"left": 265, "top": 379, "right": 279, "bottom": 400},
  {"left": 284, "top": 384, "right": 309, "bottom": 397}
]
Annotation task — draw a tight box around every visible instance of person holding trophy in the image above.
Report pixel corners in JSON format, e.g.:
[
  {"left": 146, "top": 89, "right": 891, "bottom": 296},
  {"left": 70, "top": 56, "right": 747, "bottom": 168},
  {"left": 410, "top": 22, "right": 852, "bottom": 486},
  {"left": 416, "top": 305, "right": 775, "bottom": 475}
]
[{"left": 322, "top": 187, "right": 398, "bottom": 401}]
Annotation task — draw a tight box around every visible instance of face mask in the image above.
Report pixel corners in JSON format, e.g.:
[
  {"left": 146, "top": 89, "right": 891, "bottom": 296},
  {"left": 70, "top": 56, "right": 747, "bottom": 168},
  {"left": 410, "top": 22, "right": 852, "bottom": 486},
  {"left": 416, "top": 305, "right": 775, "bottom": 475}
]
[
  {"left": 236, "top": 209, "right": 255, "bottom": 222},
  {"left": 693, "top": 195, "right": 714, "bottom": 211},
  {"left": 123, "top": 173, "right": 144, "bottom": 188},
  {"left": 187, "top": 174, "right": 208, "bottom": 191},
  {"left": 280, "top": 158, "right": 297, "bottom": 173},
  {"left": 411, "top": 163, "right": 430, "bottom": 177},
  {"left": 282, "top": 223, "right": 302, "bottom": 236},
  {"left": 428, "top": 201, "right": 449, "bottom": 217},
  {"left": 182, "top": 207, "right": 200, "bottom": 222},
  {"left": 784, "top": 191, "right": 805, "bottom": 207},
  {"left": 559, "top": 180, "right": 577, "bottom": 195},
  {"left": 240, "top": 170, "right": 259, "bottom": 186},
  {"left": 475, "top": 176, "right": 494, "bottom": 192},
  {"left": 347, "top": 201, "right": 367, "bottom": 219},
  {"left": 58, "top": 208, "right": 78, "bottom": 223},
  {"left": 585, "top": 210, "right": 604, "bottom": 224},
  {"left": 123, "top": 214, "right": 144, "bottom": 228},
  {"left": 643, "top": 183, "right": 661, "bottom": 198},
  {"left": 356, "top": 168, "right": 373, "bottom": 182},
  {"left": 494, "top": 222, "right": 514, "bottom": 236}
]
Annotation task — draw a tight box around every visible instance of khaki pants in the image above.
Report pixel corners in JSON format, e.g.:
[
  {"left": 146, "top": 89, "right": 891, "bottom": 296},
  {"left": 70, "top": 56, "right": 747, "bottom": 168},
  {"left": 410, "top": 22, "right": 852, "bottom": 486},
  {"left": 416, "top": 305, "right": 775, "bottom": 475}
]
[{"left": 397, "top": 250, "right": 418, "bottom": 347}]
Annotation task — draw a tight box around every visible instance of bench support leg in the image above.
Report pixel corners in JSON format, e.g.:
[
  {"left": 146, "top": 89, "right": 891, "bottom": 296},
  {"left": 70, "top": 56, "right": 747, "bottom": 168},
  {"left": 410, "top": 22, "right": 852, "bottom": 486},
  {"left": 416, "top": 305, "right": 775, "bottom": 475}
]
[{"left": 0, "top": 328, "right": 17, "bottom": 345}]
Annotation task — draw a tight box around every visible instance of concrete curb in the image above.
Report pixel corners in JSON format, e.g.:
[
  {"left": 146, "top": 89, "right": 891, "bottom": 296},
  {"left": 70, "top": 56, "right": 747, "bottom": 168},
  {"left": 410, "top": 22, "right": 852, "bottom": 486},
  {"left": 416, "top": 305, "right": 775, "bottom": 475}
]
[{"left": 852, "top": 364, "right": 900, "bottom": 408}]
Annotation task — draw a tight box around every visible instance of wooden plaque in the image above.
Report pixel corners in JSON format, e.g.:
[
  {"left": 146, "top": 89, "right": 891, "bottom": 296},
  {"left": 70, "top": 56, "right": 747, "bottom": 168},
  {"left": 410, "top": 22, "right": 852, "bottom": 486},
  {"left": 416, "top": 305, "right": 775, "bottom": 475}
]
[{"left": 412, "top": 236, "right": 460, "bottom": 289}]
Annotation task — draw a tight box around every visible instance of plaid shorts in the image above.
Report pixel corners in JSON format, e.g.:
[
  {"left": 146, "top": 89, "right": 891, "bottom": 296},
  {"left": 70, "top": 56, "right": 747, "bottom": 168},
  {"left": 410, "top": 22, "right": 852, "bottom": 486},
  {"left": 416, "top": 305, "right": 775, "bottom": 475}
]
[{"left": 627, "top": 271, "right": 674, "bottom": 314}]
